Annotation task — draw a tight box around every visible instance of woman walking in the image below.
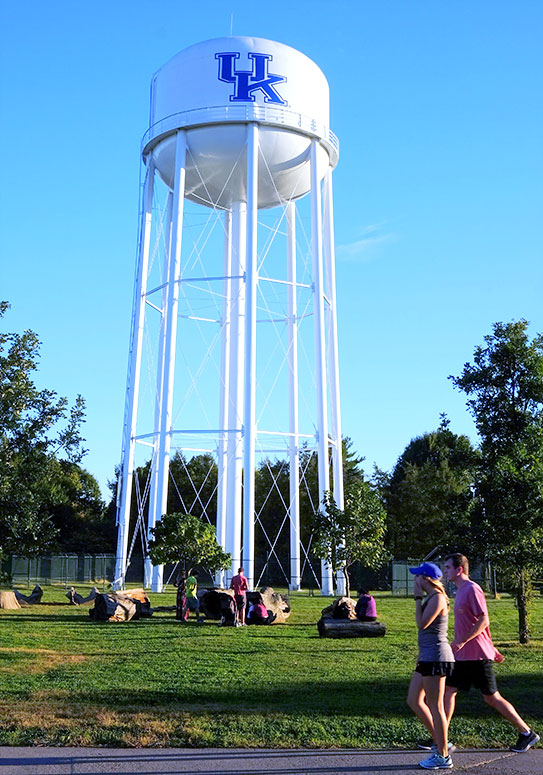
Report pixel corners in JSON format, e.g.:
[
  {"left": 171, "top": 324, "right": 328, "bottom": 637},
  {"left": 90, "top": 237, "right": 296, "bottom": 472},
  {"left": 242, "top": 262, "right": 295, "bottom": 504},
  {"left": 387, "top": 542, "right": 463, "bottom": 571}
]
[{"left": 406, "top": 561, "right": 455, "bottom": 770}]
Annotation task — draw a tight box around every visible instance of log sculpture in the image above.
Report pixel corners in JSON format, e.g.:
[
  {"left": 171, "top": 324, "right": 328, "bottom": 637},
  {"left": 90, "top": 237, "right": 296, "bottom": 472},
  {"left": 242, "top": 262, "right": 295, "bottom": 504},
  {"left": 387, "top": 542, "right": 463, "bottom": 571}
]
[
  {"left": 0, "top": 590, "right": 21, "bottom": 609},
  {"left": 12, "top": 584, "right": 43, "bottom": 605},
  {"left": 89, "top": 588, "right": 153, "bottom": 622},
  {"left": 199, "top": 588, "right": 236, "bottom": 623},
  {"left": 247, "top": 586, "right": 291, "bottom": 623},
  {"left": 317, "top": 595, "right": 386, "bottom": 638},
  {"left": 317, "top": 618, "right": 386, "bottom": 638},
  {"left": 199, "top": 586, "right": 291, "bottom": 625},
  {"left": 66, "top": 586, "right": 99, "bottom": 605}
]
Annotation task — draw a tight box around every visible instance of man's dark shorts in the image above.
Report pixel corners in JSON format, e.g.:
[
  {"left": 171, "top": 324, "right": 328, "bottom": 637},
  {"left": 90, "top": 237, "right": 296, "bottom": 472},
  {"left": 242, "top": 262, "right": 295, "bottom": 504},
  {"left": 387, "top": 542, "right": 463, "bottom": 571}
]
[
  {"left": 235, "top": 594, "right": 246, "bottom": 610},
  {"left": 446, "top": 659, "right": 498, "bottom": 695}
]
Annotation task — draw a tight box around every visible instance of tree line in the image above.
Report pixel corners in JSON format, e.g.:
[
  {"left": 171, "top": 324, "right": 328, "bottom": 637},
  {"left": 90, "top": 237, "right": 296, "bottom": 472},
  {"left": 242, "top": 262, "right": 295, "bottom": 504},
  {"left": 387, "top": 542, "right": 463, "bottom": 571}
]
[{"left": 1, "top": 301, "right": 542, "bottom": 640}]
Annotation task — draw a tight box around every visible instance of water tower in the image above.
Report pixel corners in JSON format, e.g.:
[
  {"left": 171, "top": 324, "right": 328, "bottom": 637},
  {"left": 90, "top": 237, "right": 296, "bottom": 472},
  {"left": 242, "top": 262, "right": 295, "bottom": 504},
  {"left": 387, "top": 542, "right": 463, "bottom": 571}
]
[{"left": 114, "top": 37, "right": 344, "bottom": 595}]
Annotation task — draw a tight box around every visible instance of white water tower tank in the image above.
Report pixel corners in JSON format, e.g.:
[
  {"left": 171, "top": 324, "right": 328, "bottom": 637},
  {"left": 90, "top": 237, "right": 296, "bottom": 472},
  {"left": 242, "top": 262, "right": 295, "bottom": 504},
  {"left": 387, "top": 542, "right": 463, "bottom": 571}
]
[
  {"left": 115, "top": 36, "right": 344, "bottom": 598},
  {"left": 142, "top": 36, "right": 338, "bottom": 209}
]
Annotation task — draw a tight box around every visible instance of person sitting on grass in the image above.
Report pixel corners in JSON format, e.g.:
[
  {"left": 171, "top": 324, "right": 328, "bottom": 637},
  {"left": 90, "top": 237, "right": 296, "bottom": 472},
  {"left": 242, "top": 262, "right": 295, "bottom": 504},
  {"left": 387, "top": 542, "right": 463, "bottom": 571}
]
[
  {"left": 246, "top": 596, "right": 276, "bottom": 625},
  {"left": 355, "top": 588, "right": 377, "bottom": 622}
]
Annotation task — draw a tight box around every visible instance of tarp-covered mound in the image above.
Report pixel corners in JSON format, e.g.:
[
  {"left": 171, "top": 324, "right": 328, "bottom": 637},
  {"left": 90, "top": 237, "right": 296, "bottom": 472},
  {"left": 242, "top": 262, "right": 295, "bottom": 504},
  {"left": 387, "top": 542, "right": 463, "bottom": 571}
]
[{"left": 89, "top": 588, "right": 153, "bottom": 622}]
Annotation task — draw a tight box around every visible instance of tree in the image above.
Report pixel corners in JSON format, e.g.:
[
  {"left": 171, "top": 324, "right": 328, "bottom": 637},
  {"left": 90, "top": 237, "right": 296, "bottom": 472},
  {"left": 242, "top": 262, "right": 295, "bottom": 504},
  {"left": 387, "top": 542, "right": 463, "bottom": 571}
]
[
  {"left": 380, "top": 416, "right": 479, "bottom": 559},
  {"left": 0, "top": 303, "right": 87, "bottom": 577},
  {"left": 451, "top": 320, "right": 543, "bottom": 643},
  {"left": 312, "top": 483, "right": 389, "bottom": 597},
  {"left": 48, "top": 461, "right": 113, "bottom": 553},
  {"left": 148, "top": 511, "right": 231, "bottom": 618}
]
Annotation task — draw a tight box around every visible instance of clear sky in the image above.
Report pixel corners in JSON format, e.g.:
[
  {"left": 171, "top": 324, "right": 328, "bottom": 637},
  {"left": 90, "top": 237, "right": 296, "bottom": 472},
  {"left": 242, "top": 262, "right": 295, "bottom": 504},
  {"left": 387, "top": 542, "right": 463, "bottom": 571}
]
[{"left": 2, "top": 1, "right": 542, "bottom": 499}]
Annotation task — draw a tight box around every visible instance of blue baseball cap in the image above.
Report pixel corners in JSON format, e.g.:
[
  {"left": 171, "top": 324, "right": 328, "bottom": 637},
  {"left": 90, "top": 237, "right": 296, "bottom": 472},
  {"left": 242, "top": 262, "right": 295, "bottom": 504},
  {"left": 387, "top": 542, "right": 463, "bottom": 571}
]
[{"left": 409, "top": 561, "right": 442, "bottom": 580}]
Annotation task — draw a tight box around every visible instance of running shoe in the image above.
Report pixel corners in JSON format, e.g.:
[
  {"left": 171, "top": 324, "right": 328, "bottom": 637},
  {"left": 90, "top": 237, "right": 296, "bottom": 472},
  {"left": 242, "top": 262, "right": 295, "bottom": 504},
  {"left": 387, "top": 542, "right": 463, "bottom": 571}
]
[
  {"left": 510, "top": 729, "right": 539, "bottom": 752},
  {"left": 419, "top": 753, "right": 453, "bottom": 769}
]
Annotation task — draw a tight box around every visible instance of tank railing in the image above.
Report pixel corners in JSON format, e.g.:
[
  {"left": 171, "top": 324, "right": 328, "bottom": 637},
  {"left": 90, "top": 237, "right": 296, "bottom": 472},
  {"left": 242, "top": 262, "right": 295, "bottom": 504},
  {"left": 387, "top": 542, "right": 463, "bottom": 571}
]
[{"left": 141, "top": 104, "right": 339, "bottom": 160}]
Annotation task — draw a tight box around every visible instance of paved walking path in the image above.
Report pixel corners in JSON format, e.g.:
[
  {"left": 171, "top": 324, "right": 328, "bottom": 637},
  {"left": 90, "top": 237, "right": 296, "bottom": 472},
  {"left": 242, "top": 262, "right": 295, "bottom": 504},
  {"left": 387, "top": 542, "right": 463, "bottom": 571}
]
[{"left": 1, "top": 747, "right": 542, "bottom": 775}]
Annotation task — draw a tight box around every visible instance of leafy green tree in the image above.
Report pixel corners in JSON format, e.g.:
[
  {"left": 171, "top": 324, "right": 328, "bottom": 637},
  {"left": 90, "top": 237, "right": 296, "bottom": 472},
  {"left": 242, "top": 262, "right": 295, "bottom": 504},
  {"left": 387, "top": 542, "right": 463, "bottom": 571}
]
[
  {"left": 451, "top": 320, "right": 543, "bottom": 643},
  {"left": 312, "top": 483, "right": 388, "bottom": 597},
  {"left": 49, "top": 461, "right": 113, "bottom": 553},
  {"left": 0, "top": 302, "right": 87, "bottom": 578},
  {"left": 148, "top": 511, "right": 232, "bottom": 618},
  {"left": 380, "top": 416, "right": 479, "bottom": 560},
  {"left": 148, "top": 511, "right": 231, "bottom": 574}
]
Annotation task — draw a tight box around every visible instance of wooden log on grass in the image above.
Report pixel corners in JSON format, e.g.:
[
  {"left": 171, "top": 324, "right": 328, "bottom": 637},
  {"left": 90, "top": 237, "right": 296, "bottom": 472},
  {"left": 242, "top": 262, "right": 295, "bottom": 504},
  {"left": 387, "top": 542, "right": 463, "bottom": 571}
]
[
  {"left": 0, "top": 590, "right": 21, "bottom": 609},
  {"left": 317, "top": 618, "right": 386, "bottom": 638}
]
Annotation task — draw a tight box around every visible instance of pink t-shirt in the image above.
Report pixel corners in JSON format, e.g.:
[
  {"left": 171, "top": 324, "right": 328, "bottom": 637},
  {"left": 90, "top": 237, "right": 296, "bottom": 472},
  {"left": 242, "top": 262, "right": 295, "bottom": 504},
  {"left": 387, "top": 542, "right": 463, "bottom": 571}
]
[
  {"left": 453, "top": 580, "right": 503, "bottom": 662},
  {"left": 231, "top": 574, "right": 248, "bottom": 596}
]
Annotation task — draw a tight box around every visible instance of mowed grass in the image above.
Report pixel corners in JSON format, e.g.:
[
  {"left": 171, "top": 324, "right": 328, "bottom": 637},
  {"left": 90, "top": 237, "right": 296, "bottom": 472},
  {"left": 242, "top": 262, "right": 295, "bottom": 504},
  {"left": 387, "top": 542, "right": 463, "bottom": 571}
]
[{"left": 0, "top": 586, "right": 541, "bottom": 748}]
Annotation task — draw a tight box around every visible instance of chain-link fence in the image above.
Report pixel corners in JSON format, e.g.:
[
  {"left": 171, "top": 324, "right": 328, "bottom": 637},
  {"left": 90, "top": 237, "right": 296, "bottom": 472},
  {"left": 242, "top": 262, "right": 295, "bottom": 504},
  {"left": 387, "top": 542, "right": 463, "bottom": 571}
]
[{"left": 7, "top": 554, "right": 115, "bottom": 587}]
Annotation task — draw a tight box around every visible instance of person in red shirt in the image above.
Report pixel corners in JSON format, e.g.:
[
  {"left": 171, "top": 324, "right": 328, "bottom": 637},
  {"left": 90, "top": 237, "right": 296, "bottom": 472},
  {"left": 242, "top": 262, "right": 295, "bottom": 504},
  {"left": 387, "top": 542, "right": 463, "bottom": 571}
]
[
  {"left": 230, "top": 567, "right": 249, "bottom": 626},
  {"left": 443, "top": 553, "right": 539, "bottom": 753}
]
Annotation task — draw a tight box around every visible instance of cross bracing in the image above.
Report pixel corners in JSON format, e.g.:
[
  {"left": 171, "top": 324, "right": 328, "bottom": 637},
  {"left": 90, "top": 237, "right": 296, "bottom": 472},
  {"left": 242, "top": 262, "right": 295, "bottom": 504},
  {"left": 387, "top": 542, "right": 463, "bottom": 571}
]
[{"left": 115, "top": 127, "right": 343, "bottom": 595}]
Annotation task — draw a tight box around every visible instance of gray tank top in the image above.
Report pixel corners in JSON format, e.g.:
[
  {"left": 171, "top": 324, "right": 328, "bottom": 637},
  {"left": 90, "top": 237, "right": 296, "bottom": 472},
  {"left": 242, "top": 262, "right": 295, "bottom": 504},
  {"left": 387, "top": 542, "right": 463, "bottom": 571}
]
[{"left": 418, "top": 593, "right": 454, "bottom": 662}]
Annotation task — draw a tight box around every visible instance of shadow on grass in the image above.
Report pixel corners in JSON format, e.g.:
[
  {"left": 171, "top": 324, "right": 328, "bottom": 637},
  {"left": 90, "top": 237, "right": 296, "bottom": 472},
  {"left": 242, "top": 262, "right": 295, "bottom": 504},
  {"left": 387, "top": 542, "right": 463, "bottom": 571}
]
[{"left": 60, "top": 671, "right": 542, "bottom": 719}]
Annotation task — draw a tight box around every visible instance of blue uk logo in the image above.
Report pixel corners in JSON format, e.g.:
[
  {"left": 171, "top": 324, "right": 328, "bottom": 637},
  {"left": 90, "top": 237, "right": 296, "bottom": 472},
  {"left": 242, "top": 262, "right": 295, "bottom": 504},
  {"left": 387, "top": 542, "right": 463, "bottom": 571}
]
[{"left": 215, "top": 52, "right": 287, "bottom": 105}]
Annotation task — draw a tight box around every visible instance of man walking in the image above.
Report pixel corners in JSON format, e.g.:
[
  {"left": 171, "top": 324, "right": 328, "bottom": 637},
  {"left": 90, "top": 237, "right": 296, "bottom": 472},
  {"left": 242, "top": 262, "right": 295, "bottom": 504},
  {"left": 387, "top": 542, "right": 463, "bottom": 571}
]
[{"left": 443, "top": 553, "right": 539, "bottom": 753}]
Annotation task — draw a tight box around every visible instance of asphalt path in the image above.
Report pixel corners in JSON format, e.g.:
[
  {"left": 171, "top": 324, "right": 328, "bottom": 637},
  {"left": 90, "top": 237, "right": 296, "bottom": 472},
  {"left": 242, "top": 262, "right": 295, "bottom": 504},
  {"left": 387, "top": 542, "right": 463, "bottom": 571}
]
[{"left": 1, "top": 747, "right": 542, "bottom": 775}]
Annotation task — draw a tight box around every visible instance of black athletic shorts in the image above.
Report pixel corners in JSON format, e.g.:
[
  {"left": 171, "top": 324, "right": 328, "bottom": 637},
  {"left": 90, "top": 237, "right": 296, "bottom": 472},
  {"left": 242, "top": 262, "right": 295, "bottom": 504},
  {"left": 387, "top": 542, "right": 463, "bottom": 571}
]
[
  {"left": 235, "top": 594, "right": 246, "bottom": 610},
  {"left": 446, "top": 659, "right": 498, "bottom": 695},
  {"left": 415, "top": 661, "right": 455, "bottom": 677}
]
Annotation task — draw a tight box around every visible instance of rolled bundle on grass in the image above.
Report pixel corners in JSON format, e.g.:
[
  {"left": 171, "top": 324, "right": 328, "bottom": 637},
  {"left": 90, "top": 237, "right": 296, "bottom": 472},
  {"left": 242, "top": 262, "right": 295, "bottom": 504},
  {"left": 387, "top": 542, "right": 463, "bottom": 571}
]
[{"left": 13, "top": 584, "right": 43, "bottom": 605}]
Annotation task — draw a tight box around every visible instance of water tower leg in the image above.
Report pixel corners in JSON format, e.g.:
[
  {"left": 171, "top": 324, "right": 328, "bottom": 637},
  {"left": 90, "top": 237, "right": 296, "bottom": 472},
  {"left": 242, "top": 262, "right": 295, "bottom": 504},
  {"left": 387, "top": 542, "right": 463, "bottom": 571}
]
[
  {"left": 151, "top": 129, "right": 187, "bottom": 593},
  {"left": 225, "top": 200, "right": 246, "bottom": 586},
  {"left": 310, "top": 140, "right": 334, "bottom": 597},
  {"left": 145, "top": 191, "right": 173, "bottom": 589},
  {"left": 242, "top": 123, "right": 258, "bottom": 591},
  {"left": 323, "top": 170, "right": 346, "bottom": 596},
  {"left": 287, "top": 201, "right": 301, "bottom": 591},
  {"left": 114, "top": 160, "right": 155, "bottom": 590},
  {"left": 215, "top": 210, "right": 232, "bottom": 588}
]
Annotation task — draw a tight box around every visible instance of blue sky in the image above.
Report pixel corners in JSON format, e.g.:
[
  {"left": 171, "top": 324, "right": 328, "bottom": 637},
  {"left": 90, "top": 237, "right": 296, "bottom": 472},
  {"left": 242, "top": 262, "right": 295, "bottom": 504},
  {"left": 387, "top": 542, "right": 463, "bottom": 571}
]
[{"left": 2, "top": 1, "right": 542, "bottom": 498}]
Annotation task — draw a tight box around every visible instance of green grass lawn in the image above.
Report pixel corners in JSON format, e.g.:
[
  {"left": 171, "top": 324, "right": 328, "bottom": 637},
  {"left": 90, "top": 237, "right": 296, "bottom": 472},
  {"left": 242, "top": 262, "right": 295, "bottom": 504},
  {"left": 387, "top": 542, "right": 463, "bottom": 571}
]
[{"left": 0, "top": 586, "right": 541, "bottom": 748}]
